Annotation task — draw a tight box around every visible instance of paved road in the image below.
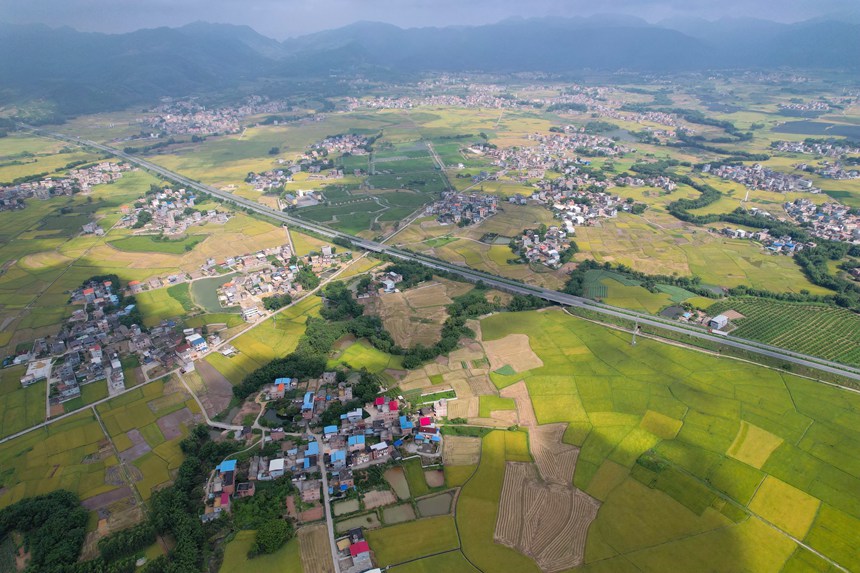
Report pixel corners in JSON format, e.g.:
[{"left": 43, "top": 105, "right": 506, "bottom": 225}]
[
  {"left": 31, "top": 128, "right": 860, "bottom": 384},
  {"left": 312, "top": 432, "right": 341, "bottom": 573}
]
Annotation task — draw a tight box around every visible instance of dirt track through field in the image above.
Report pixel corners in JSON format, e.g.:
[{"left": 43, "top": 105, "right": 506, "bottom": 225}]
[{"left": 494, "top": 382, "right": 600, "bottom": 572}]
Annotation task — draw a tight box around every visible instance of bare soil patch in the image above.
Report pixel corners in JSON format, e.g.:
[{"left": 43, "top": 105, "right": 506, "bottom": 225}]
[
  {"left": 194, "top": 359, "right": 234, "bottom": 417},
  {"left": 230, "top": 398, "right": 260, "bottom": 427},
  {"left": 82, "top": 486, "right": 134, "bottom": 510},
  {"left": 483, "top": 334, "right": 543, "bottom": 373},
  {"left": 156, "top": 407, "right": 195, "bottom": 440},
  {"left": 299, "top": 503, "right": 325, "bottom": 523},
  {"left": 424, "top": 469, "right": 445, "bottom": 488},
  {"left": 363, "top": 489, "right": 398, "bottom": 510},
  {"left": 721, "top": 309, "right": 746, "bottom": 320},
  {"left": 299, "top": 523, "right": 335, "bottom": 573}
]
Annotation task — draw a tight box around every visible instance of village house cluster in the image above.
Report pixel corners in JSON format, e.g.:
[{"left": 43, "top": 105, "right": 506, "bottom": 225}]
[
  {"left": 783, "top": 199, "right": 860, "bottom": 243},
  {"left": 200, "top": 242, "right": 343, "bottom": 321},
  {"left": 772, "top": 139, "right": 860, "bottom": 157},
  {"left": 19, "top": 279, "right": 133, "bottom": 404},
  {"left": 202, "top": 372, "right": 449, "bottom": 572},
  {"left": 312, "top": 133, "right": 371, "bottom": 155},
  {"left": 141, "top": 96, "right": 291, "bottom": 136},
  {"left": 0, "top": 162, "right": 134, "bottom": 211},
  {"left": 117, "top": 187, "right": 230, "bottom": 235},
  {"left": 779, "top": 101, "right": 830, "bottom": 112},
  {"left": 427, "top": 191, "right": 499, "bottom": 225},
  {"left": 702, "top": 163, "right": 818, "bottom": 193},
  {"left": 614, "top": 174, "right": 678, "bottom": 191},
  {"left": 513, "top": 226, "right": 573, "bottom": 268},
  {"left": 799, "top": 160, "right": 860, "bottom": 180},
  {"left": 719, "top": 227, "right": 806, "bottom": 254},
  {"left": 528, "top": 129, "right": 631, "bottom": 158}
]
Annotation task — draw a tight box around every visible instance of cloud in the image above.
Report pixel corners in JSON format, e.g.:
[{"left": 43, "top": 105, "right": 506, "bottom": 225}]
[{"left": 0, "top": 0, "right": 857, "bottom": 39}]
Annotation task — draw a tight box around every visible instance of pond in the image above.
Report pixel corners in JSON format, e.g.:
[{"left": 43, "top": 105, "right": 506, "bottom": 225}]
[
  {"left": 335, "top": 512, "right": 381, "bottom": 534},
  {"left": 382, "top": 504, "right": 416, "bottom": 524},
  {"left": 384, "top": 467, "right": 411, "bottom": 500},
  {"left": 772, "top": 121, "right": 860, "bottom": 139},
  {"left": 333, "top": 499, "right": 360, "bottom": 516},
  {"left": 604, "top": 128, "right": 637, "bottom": 142},
  {"left": 417, "top": 492, "right": 453, "bottom": 517},
  {"left": 190, "top": 273, "right": 241, "bottom": 313}
]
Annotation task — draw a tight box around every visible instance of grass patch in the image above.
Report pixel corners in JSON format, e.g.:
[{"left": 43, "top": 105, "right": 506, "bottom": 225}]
[
  {"left": 365, "top": 516, "right": 459, "bottom": 567},
  {"left": 219, "top": 531, "right": 302, "bottom": 573},
  {"left": 478, "top": 395, "right": 516, "bottom": 418},
  {"left": 107, "top": 234, "right": 206, "bottom": 255}
]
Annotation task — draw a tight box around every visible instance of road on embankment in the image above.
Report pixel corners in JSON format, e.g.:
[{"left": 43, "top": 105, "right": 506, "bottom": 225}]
[{"left": 31, "top": 128, "right": 860, "bottom": 385}]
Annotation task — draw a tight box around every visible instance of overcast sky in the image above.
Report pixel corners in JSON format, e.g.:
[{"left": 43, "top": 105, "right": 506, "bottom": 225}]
[{"left": 1, "top": 0, "right": 857, "bottom": 39}]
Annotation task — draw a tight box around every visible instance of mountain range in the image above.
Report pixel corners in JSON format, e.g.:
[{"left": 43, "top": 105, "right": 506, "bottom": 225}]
[{"left": 1, "top": 16, "right": 857, "bottom": 117}]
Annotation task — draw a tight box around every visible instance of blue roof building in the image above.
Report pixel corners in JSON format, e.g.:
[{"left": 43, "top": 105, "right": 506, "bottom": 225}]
[
  {"left": 331, "top": 450, "right": 346, "bottom": 463},
  {"left": 216, "top": 459, "right": 237, "bottom": 473},
  {"left": 348, "top": 435, "right": 365, "bottom": 447},
  {"left": 302, "top": 391, "right": 314, "bottom": 411},
  {"left": 323, "top": 425, "right": 338, "bottom": 436},
  {"left": 306, "top": 441, "right": 319, "bottom": 456},
  {"left": 399, "top": 415, "right": 414, "bottom": 430},
  {"left": 275, "top": 377, "right": 292, "bottom": 385}
]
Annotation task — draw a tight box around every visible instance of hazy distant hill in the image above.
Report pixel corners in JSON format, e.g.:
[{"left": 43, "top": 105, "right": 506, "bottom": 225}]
[{"left": 0, "top": 16, "right": 858, "bottom": 117}]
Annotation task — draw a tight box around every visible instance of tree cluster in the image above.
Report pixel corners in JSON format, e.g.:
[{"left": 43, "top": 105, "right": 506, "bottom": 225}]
[{"left": 262, "top": 294, "right": 293, "bottom": 311}]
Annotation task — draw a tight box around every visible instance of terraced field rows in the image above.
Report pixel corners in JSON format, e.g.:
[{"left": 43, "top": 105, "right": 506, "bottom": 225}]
[{"left": 707, "top": 298, "right": 860, "bottom": 366}]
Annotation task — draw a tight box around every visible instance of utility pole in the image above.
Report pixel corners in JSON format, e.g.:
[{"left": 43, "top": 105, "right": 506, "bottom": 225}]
[{"left": 631, "top": 320, "right": 639, "bottom": 346}]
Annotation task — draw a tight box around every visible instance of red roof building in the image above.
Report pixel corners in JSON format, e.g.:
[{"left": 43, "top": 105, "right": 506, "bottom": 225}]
[
  {"left": 374, "top": 396, "right": 385, "bottom": 407},
  {"left": 419, "top": 416, "right": 432, "bottom": 426},
  {"left": 388, "top": 400, "right": 399, "bottom": 412},
  {"left": 349, "top": 541, "right": 370, "bottom": 558}
]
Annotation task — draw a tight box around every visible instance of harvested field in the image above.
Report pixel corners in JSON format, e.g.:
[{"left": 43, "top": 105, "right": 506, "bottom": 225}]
[
  {"left": 363, "top": 489, "right": 398, "bottom": 510},
  {"left": 335, "top": 513, "right": 381, "bottom": 534},
  {"left": 333, "top": 499, "right": 360, "bottom": 516},
  {"left": 500, "top": 381, "right": 538, "bottom": 427},
  {"left": 495, "top": 462, "right": 538, "bottom": 547},
  {"left": 156, "top": 407, "right": 195, "bottom": 440},
  {"left": 467, "top": 374, "right": 496, "bottom": 396},
  {"left": 365, "top": 278, "right": 466, "bottom": 348},
  {"left": 81, "top": 486, "right": 133, "bottom": 510},
  {"left": 417, "top": 492, "right": 454, "bottom": 517},
  {"left": 495, "top": 463, "right": 599, "bottom": 573},
  {"left": 482, "top": 334, "right": 542, "bottom": 373},
  {"left": 492, "top": 380, "right": 599, "bottom": 572},
  {"left": 721, "top": 310, "right": 746, "bottom": 320},
  {"left": 193, "top": 359, "right": 234, "bottom": 416},
  {"left": 383, "top": 504, "right": 417, "bottom": 524},
  {"left": 443, "top": 436, "right": 482, "bottom": 466},
  {"left": 299, "top": 523, "right": 336, "bottom": 573},
  {"left": 446, "top": 397, "right": 478, "bottom": 419},
  {"left": 424, "top": 470, "right": 445, "bottom": 488},
  {"left": 384, "top": 467, "right": 411, "bottom": 500},
  {"left": 490, "top": 409, "right": 519, "bottom": 425},
  {"left": 530, "top": 423, "right": 579, "bottom": 485}
]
